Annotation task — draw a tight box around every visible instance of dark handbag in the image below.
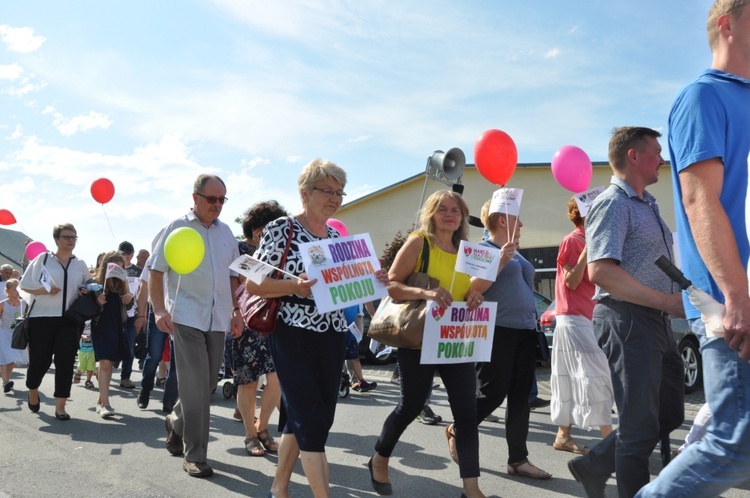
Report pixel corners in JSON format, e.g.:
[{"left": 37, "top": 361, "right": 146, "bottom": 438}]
[
  {"left": 65, "top": 291, "right": 102, "bottom": 324},
  {"left": 11, "top": 300, "right": 34, "bottom": 350},
  {"left": 368, "top": 235, "right": 438, "bottom": 348},
  {"left": 236, "top": 217, "right": 294, "bottom": 335},
  {"left": 133, "top": 332, "right": 147, "bottom": 360}
]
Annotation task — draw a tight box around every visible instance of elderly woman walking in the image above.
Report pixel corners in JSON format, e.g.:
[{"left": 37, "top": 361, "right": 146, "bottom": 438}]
[{"left": 247, "top": 159, "right": 387, "bottom": 498}]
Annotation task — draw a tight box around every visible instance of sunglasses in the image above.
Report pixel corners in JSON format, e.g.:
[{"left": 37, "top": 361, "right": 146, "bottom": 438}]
[{"left": 195, "top": 192, "right": 228, "bottom": 204}]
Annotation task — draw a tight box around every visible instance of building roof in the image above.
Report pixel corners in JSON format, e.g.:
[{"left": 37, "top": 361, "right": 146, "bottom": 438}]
[{"left": 0, "top": 228, "right": 29, "bottom": 270}]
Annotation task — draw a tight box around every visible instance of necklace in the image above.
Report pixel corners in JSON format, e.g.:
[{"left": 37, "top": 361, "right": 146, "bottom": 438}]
[{"left": 300, "top": 214, "right": 328, "bottom": 238}]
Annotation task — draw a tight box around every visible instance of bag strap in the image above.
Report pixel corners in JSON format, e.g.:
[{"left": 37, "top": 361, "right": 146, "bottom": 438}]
[
  {"left": 417, "top": 234, "right": 430, "bottom": 274},
  {"left": 22, "top": 251, "right": 46, "bottom": 318},
  {"left": 271, "top": 216, "right": 295, "bottom": 279}
]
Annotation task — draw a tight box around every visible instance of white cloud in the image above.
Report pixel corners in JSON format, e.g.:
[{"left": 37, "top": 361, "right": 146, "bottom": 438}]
[
  {"left": 0, "top": 25, "right": 46, "bottom": 53},
  {"left": 544, "top": 47, "right": 561, "bottom": 59},
  {"left": 8, "top": 76, "right": 45, "bottom": 97},
  {"left": 240, "top": 157, "right": 271, "bottom": 169},
  {"left": 7, "top": 124, "right": 23, "bottom": 140},
  {"left": 51, "top": 111, "right": 112, "bottom": 136},
  {"left": 0, "top": 63, "right": 23, "bottom": 80},
  {"left": 346, "top": 135, "right": 373, "bottom": 144}
]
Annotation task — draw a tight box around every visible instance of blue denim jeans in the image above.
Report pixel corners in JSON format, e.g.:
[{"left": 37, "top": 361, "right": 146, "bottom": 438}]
[
  {"left": 636, "top": 319, "right": 750, "bottom": 497},
  {"left": 140, "top": 308, "right": 178, "bottom": 404},
  {"left": 120, "top": 315, "right": 137, "bottom": 380},
  {"left": 583, "top": 299, "right": 684, "bottom": 498}
]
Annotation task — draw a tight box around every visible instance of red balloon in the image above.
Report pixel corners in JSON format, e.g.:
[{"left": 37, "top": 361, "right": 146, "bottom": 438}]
[
  {"left": 0, "top": 209, "right": 16, "bottom": 225},
  {"left": 91, "top": 178, "right": 115, "bottom": 204},
  {"left": 473, "top": 129, "right": 518, "bottom": 186}
]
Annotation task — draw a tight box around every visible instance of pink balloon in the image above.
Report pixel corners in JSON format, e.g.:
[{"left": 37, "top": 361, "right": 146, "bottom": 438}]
[
  {"left": 25, "top": 241, "right": 47, "bottom": 261},
  {"left": 326, "top": 218, "right": 349, "bottom": 236},
  {"left": 551, "top": 145, "right": 593, "bottom": 193}
]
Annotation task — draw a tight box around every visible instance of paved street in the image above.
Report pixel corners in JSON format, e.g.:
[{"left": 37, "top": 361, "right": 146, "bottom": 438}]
[{"left": 1, "top": 361, "right": 748, "bottom": 498}]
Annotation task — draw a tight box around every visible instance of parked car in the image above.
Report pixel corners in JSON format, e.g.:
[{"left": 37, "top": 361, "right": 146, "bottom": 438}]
[{"left": 539, "top": 299, "right": 703, "bottom": 394}]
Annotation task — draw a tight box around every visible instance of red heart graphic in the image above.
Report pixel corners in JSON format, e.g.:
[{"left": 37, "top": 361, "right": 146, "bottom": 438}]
[
  {"left": 431, "top": 305, "right": 446, "bottom": 321},
  {"left": 464, "top": 246, "right": 472, "bottom": 256}
]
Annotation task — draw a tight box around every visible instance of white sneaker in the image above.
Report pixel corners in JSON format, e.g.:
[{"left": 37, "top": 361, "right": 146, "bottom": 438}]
[
  {"left": 100, "top": 405, "right": 115, "bottom": 418},
  {"left": 96, "top": 403, "right": 102, "bottom": 413}
]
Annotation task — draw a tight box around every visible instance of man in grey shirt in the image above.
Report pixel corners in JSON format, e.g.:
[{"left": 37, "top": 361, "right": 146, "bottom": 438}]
[
  {"left": 567, "top": 127, "right": 685, "bottom": 498},
  {"left": 150, "top": 174, "right": 243, "bottom": 478}
]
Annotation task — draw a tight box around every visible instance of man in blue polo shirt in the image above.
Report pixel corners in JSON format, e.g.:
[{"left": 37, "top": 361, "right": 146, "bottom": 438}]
[
  {"left": 567, "top": 127, "right": 685, "bottom": 498},
  {"left": 637, "top": 1, "right": 750, "bottom": 496}
]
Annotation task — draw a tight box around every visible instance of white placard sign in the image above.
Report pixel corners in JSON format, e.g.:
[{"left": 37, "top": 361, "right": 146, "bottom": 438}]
[
  {"left": 40, "top": 266, "right": 53, "bottom": 292},
  {"left": 574, "top": 185, "right": 605, "bottom": 218},
  {"left": 229, "top": 255, "right": 276, "bottom": 284},
  {"left": 489, "top": 188, "right": 524, "bottom": 216},
  {"left": 420, "top": 301, "right": 497, "bottom": 364},
  {"left": 456, "top": 241, "right": 501, "bottom": 280},
  {"left": 299, "top": 233, "right": 388, "bottom": 314}
]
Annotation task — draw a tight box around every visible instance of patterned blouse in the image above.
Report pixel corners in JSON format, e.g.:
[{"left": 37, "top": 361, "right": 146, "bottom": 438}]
[{"left": 254, "top": 216, "right": 347, "bottom": 333}]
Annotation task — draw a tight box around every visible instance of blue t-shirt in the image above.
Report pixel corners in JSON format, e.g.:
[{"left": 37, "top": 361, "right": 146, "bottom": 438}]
[
  {"left": 669, "top": 69, "right": 750, "bottom": 319},
  {"left": 479, "top": 240, "right": 536, "bottom": 330}
]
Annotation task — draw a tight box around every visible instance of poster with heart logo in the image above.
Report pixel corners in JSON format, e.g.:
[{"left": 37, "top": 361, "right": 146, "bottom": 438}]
[
  {"left": 299, "top": 233, "right": 389, "bottom": 313},
  {"left": 455, "top": 241, "right": 500, "bottom": 280},
  {"left": 420, "top": 300, "right": 497, "bottom": 364}
]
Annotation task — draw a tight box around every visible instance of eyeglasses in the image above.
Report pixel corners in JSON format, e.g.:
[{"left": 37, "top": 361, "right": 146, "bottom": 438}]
[
  {"left": 195, "top": 192, "right": 228, "bottom": 204},
  {"left": 58, "top": 235, "right": 78, "bottom": 241},
  {"left": 312, "top": 187, "right": 347, "bottom": 199}
]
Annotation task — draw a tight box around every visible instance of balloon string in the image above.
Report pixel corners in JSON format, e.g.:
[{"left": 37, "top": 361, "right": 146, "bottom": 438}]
[
  {"left": 101, "top": 205, "right": 116, "bottom": 240},
  {"left": 173, "top": 275, "right": 181, "bottom": 324}
]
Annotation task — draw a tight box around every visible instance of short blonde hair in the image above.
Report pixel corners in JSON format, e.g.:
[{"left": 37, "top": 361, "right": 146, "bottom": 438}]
[
  {"left": 298, "top": 158, "right": 347, "bottom": 196},
  {"left": 53, "top": 223, "right": 76, "bottom": 239},
  {"left": 4, "top": 278, "right": 19, "bottom": 291},
  {"left": 416, "top": 190, "right": 469, "bottom": 248},
  {"left": 480, "top": 199, "right": 501, "bottom": 233},
  {"left": 708, "top": 0, "right": 750, "bottom": 49}
]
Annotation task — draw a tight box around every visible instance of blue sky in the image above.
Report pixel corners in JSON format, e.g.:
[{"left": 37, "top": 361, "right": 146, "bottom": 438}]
[{"left": 1, "top": 1, "right": 713, "bottom": 266}]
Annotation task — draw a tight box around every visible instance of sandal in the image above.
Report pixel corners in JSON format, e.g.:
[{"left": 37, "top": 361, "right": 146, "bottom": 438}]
[
  {"left": 445, "top": 424, "right": 459, "bottom": 464},
  {"left": 73, "top": 372, "right": 82, "bottom": 384},
  {"left": 244, "top": 436, "right": 265, "bottom": 456},
  {"left": 257, "top": 428, "right": 279, "bottom": 452},
  {"left": 553, "top": 436, "right": 590, "bottom": 455},
  {"left": 507, "top": 459, "right": 552, "bottom": 480},
  {"left": 85, "top": 380, "right": 95, "bottom": 389}
]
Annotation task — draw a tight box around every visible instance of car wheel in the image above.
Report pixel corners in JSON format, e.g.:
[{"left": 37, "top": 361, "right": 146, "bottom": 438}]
[{"left": 678, "top": 336, "right": 702, "bottom": 394}]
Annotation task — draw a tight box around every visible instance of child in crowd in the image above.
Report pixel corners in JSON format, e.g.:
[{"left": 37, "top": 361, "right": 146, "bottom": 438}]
[
  {"left": 343, "top": 304, "right": 377, "bottom": 393},
  {"left": 91, "top": 251, "right": 134, "bottom": 418},
  {"left": 74, "top": 321, "right": 96, "bottom": 389},
  {"left": 0, "top": 279, "right": 24, "bottom": 393}
]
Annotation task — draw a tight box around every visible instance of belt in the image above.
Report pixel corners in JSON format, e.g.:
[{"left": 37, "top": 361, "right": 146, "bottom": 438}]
[{"left": 598, "top": 296, "right": 669, "bottom": 317}]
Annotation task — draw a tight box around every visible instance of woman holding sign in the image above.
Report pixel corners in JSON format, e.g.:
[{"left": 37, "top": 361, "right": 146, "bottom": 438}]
[
  {"left": 247, "top": 159, "right": 387, "bottom": 498},
  {"left": 20, "top": 223, "right": 92, "bottom": 420},
  {"left": 464, "top": 197, "right": 552, "bottom": 479},
  {"left": 369, "top": 189, "right": 487, "bottom": 498}
]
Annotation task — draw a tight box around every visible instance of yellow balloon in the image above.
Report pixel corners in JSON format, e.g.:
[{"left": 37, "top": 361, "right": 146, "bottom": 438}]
[{"left": 163, "top": 227, "right": 205, "bottom": 275}]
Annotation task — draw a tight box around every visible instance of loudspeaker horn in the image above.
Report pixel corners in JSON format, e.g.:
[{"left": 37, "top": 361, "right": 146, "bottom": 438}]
[{"left": 428, "top": 148, "right": 466, "bottom": 181}]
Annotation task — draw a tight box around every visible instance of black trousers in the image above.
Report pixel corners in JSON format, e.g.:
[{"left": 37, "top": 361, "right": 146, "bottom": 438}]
[
  {"left": 375, "top": 347, "right": 480, "bottom": 478},
  {"left": 476, "top": 326, "right": 537, "bottom": 465},
  {"left": 25, "top": 316, "right": 81, "bottom": 399}
]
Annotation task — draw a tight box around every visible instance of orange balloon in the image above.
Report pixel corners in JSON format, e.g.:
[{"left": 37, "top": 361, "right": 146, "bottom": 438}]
[
  {"left": 473, "top": 129, "right": 518, "bottom": 185},
  {"left": 91, "top": 178, "right": 115, "bottom": 204},
  {"left": 0, "top": 208, "right": 16, "bottom": 225}
]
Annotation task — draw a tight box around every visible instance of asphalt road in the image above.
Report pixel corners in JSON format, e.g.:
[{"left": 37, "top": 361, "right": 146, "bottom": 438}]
[{"left": 1, "top": 362, "right": 748, "bottom": 498}]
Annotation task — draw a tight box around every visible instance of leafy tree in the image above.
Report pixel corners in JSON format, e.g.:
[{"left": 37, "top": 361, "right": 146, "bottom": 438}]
[{"left": 380, "top": 225, "right": 415, "bottom": 270}]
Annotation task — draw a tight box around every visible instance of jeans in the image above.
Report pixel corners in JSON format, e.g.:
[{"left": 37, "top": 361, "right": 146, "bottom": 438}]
[
  {"left": 583, "top": 299, "right": 684, "bottom": 498},
  {"left": 376, "top": 347, "right": 480, "bottom": 478},
  {"left": 140, "top": 309, "right": 168, "bottom": 393},
  {"left": 120, "top": 315, "right": 136, "bottom": 380},
  {"left": 636, "top": 319, "right": 750, "bottom": 497}
]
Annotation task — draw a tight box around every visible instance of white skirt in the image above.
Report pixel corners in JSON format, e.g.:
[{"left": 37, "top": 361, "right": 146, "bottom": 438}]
[{"left": 550, "top": 314, "right": 614, "bottom": 429}]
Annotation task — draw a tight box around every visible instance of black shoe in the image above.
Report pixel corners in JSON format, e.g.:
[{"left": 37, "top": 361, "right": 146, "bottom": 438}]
[
  {"left": 352, "top": 380, "right": 378, "bottom": 392},
  {"left": 418, "top": 405, "right": 442, "bottom": 425},
  {"left": 529, "top": 397, "right": 551, "bottom": 410},
  {"left": 568, "top": 457, "right": 606, "bottom": 498},
  {"left": 137, "top": 389, "right": 150, "bottom": 409},
  {"left": 54, "top": 412, "right": 71, "bottom": 421},
  {"left": 28, "top": 392, "right": 40, "bottom": 413},
  {"left": 163, "top": 400, "right": 175, "bottom": 414},
  {"left": 368, "top": 456, "right": 393, "bottom": 495},
  {"left": 3, "top": 380, "right": 13, "bottom": 393},
  {"left": 165, "top": 416, "right": 184, "bottom": 456}
]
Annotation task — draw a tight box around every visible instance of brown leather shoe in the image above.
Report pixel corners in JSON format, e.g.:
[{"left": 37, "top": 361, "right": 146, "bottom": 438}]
[
  {"left": 182, "top": 460, "right": 213, "bottom": 478},
  {"left": 165, "top": 416, "right": 184, "bottom": 456}
]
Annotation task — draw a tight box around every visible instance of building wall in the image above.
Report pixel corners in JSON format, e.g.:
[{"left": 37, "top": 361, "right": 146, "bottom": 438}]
[{"left": 337, "top": 163, "right": 678, "bottom": 261}]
